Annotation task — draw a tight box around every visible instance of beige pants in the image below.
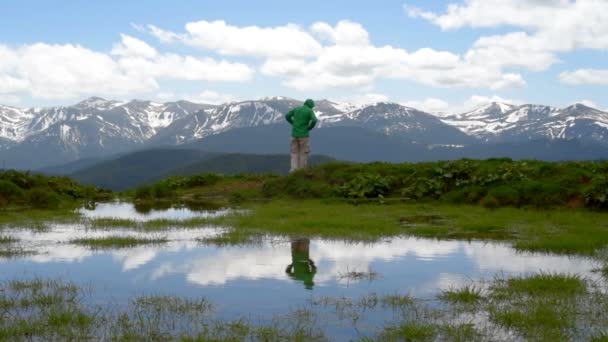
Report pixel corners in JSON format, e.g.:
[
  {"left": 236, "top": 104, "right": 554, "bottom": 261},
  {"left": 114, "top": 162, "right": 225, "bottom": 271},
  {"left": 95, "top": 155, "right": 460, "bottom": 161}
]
[{"left": 290, "top": 137, "right": 310, "bottom": 173}]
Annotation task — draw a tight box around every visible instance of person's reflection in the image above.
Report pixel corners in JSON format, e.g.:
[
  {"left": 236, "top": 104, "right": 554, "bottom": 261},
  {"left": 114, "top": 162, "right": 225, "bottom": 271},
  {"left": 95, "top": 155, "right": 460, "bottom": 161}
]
[{"left": 285, "top": 238, "right": 316, "bottom": 289}]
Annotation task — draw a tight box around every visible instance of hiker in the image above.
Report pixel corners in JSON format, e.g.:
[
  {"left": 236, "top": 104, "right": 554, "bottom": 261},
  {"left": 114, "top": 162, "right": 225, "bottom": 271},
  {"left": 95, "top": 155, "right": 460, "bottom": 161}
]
[
  {"left": 285, "top": 238, "right": 316, "bottom": 290},
  {"left": 285, "top": 99, "right": 318, "bottom": 173}
]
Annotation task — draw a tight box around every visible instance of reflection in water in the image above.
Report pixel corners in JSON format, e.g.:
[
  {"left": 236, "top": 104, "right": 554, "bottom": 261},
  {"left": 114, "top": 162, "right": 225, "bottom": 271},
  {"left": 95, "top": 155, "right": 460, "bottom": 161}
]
[
  {"left": 285, "top": 238, "right": 316, "bottom": 289},
  {"left": 79, "top": 202, "right": 234, "bottom": 221},
  {"left": 133, "top": 201, "right": 223, "bottom": 214}
]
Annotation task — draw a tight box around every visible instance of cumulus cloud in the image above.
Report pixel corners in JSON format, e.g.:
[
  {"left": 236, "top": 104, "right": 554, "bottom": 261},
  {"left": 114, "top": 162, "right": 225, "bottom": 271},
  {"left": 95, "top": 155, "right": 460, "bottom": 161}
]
[
  {"left": 338, "top": 93, "right": 390, "bottom": 106},
  {"left": 189, "top": 90, "right": 237, "bottom": 105},
  {"left": 560, "top": 69, "right": 608, "bottom": 85},
  {"left": 401, "top": 98, "right": 450, "bottom": 113},
  {"left": 462, "top": 95, "right": 523, "bottom": 110},
  {"left": 149, "top": 20, "right": 323, "bottom": 58},
  {"left": 155, "top": 90, "right": 237, "bottom": 105},
  {"left": 408, "top": 0, "right": 608, "bottom": 75},
  {"left": 0, "top": 35, "right": 253, "bottom": 101},
  {"left": 151, "top": 20, "right": 526, "bottom": 91}
]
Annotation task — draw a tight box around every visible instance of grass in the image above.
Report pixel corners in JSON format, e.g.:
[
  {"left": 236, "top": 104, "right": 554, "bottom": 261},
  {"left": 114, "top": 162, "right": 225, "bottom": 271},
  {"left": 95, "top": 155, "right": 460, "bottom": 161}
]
[
  {"left": 490, "top": 273, "right": 587, "bottom": 298},
  {"left": 197, "top": 229, "right": 263, "bottom": 246},
  {"left": 0, "top": 208, "right": 81, "bottom": 230},
  {"left": 0, "top": 236, "right": 17, "bottom": 244},
  {"left": 0, "top": 278, "right": 329, "bottom": 341},
  {"left": 88, "top": 218, "right": 139, "bottom": 228},
  {"left": 338, "top": 268, "right": 382, "bottom": 282},
  {"left": 86, "top": 217, "right": 217, "bottom": 230},
  {"left": 209, "top": 200, "right": 608, "bottom": 256},
  {"left": 70, "top": 236, "right": 169, "bottom": 249},
  {"left": 486, "top": 273, "right": 591, "bottom": 340},
  {"left": 438, "top": 285, "right": 483, "bottom": 305},
  {"left": 0, "top": 275, "right": 606, "bottom": 341}
]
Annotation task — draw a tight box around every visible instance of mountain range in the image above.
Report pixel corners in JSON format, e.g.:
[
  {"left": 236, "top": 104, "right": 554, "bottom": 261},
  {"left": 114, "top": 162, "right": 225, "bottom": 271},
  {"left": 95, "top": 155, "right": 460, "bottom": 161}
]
[{"left": 2, "top": 96, "right": 608, "bottom": 170}]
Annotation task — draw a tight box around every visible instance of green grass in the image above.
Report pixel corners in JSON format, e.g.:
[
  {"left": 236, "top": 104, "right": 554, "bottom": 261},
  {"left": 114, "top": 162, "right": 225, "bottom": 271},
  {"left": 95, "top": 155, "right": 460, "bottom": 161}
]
[
  {"left": 197, "top": 229, "right": 263, "bottom": 246},
  {"left": 0, "top": 276, "right": 606, "bottom": 341},
  {"left": 85, "top": 217, "right": 216, "bottom": 231},
  {"left": 0, "top": 279, "right": 329, "bottom": 341},
  {"left": 438, "top": 285, "right": 483, "bottom": 305},
  {"left": 0, "top": 236, "right": 17, "bottom": 244},
  {"left": 209, "top": 200, "right": 608, "bottom": 256},
  {"left": 486, "top": 273, "right": 590, "bottom": 340},
  {"left": 0, "top": 208, "right": 81, "bottom": 230},
  {"left": 490, "top": 273, "right": 587, "bottom": 299},
  {"left": 70, "top": 236, "right": 169, "bottom": 249},
  {"left": 88, "top": 218, "right": 139, "bottom": 228}
]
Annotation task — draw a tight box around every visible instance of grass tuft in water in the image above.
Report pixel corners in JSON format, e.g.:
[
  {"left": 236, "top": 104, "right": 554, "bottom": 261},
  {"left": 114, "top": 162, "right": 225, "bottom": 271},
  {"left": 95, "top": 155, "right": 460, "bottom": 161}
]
[
  {"left": 0, "top": 236, "right": 17, "bottom": 244},
  {"left": 71, "top": 236, "right": 168, "bottom": 249},
  {"left": 439, "top": 285, "right": 483, "bottom": 305},
  {"left": 490, "top": 273, "right": 586, "bottom": 299},
  {"left": 197, "top": 229, "right": 263, "bottom": 246},
  {"left": 338, "top": 268, "right": 382, "bottom": 282},
  {"left": 88, "top": 218, "right": 139, "bottom": 228},
  {"left": 487, "top": 273, "right": 589, "bottom": 340},
  {"left": 0, "top": 246, "right": 35, "bottom": 258}
]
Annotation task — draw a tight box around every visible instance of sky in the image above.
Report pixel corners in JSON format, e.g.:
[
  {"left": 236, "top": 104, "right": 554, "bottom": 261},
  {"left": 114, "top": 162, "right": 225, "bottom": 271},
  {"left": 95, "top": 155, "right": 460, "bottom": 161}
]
[{"left": 1, "top": 0, "right": 607, "bottom": 113}]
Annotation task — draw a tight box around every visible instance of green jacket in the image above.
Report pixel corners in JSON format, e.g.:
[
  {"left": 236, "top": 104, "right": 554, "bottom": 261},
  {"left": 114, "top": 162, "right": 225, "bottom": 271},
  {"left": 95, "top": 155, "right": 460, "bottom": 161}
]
[{"left": 285, "top": 99, "right": 318, "bottom": 138}]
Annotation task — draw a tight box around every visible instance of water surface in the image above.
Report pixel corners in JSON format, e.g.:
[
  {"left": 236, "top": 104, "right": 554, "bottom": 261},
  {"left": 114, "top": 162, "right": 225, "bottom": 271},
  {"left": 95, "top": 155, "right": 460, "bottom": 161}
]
[{"left": 0, "top": 203, "right": 603, "bottom": 339}]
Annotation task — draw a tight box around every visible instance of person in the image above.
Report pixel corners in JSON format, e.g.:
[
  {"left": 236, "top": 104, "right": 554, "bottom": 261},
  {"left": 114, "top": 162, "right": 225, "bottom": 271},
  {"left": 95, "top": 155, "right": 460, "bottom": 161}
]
[
  {"left": 285, "top": 238, "right": 316, "bottom": 290},
  {"left": 285, "top": 99, "right": 318, "bottom": 173}
]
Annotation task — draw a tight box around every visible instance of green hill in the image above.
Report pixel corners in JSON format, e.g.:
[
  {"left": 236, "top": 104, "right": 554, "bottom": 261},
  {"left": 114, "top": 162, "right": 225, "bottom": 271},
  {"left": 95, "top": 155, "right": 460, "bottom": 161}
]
[
  {"left": 161, "top": 153, "right": 335, "bottom": 179},
  {"left": 68, "top": 149, "right": 335, "bottom": 191},
  {"left": 70, "top": 148, "right": 217, "bottom": 191}
]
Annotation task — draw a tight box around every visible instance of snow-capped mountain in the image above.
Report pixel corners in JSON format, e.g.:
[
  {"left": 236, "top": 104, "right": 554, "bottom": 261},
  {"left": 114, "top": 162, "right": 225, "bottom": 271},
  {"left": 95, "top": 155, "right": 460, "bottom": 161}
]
[
  {"left": 3, "top": 96, "right": 608, "bottom": 170},
  {"left": 0, "top": 97, "right": 213, "bottom": 169},
  {"left": 342, "top": 102, "right": 473, "bottom": 144},
  {"left": 442, "top": 102, "right": 608, "bottom": 145},
  {"left": 151, "top": 97, "right": 349, "bottom": 145}
]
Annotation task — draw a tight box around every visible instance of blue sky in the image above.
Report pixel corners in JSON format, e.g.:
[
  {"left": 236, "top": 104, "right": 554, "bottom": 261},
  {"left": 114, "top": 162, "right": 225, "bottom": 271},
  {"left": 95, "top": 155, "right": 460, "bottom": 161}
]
[{"left": 1, "top": 0, "right": 607, "bottom": 112}]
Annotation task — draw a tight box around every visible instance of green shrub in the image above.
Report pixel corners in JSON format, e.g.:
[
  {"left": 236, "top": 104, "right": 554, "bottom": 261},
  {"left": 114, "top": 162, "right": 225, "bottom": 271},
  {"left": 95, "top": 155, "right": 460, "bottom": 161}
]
[
  {"left": 134, "top": 186, "right": 154, "bottom": 200},
  {"left": 26, "top": 188, "right": 61, "bottom": 209},
  {"left": 337, "top": 174, "right": 392, "bottom": 198},
  {"left": 151, "top": 183, "right": 174, "bottom": 198},
  {"left": 487, "top": 185, "right": 520, "bottom": 207},
  {"left": 441, "top": 186, "right": 486, "bottom": 204},
  {"left": 481, "top": 195, "right": 500, "bottom": 209},
  {"left": 0, "top": 180, "right": 23, "bottom": 202},
  {"left": 184, "top": 174, "right": 221, "bottom": 188},
  {"left": 516, "top": 180, "right": 568, "bottom": 208},
  {"left": 584, "top": 175, "right": 608, "bottom": 209}
]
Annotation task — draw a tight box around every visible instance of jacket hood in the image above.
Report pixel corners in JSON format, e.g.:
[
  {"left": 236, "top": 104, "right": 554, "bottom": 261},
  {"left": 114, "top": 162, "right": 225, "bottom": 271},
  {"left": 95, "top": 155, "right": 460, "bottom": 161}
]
[{"left": 304, "top": 99, "right": 315, "bottom": 108}]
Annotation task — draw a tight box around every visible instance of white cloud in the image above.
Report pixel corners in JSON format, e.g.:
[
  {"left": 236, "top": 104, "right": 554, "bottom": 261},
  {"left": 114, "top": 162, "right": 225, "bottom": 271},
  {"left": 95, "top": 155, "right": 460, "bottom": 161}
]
[
  {"left": 111, "top": 33, "right": 158, "bottom": 58},
  {"left": 573, "top": 99, "right": 607, "bottom": 111},
  {"left": 0, "top": 35, "right": 253, "bottom": 101},
  {"left": 408, "top": 0, "right": 608, "bottom": 75},
  {"left": 339, "top": 93, "right": 390, "bottom": 106},
  {"left": 189, "top": 90, "right": 237, "bottom": 105},
  {"left": 559, "top": 69, "right": 608, "bottom": 85},
  {"left": 401, "top": 98, "right": 450, "bottom": 113},
  {"left": 149, "top": 20, "right": 323, "bottom": 58},
  {"left": 462, "top": 95, "right": 522, "bottom": 111},
  {"left": 155, "top": 90, "right": 237, "bottom": 105},
  {"left": 152, "top": 20, "right": 526, "bottom": 91},
  {"left": 310, "top": 20, "right": 369, "bottom": 46}
]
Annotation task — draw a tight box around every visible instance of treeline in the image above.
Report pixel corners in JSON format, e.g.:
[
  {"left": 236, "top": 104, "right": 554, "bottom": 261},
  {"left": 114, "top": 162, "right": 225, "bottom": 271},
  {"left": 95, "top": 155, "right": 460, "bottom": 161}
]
[
  {"left": 133, "top": 159, "right": 608, "bottom": 210},
  {"left": 0, "top": 170, "right": 112, "bottom": 209}
]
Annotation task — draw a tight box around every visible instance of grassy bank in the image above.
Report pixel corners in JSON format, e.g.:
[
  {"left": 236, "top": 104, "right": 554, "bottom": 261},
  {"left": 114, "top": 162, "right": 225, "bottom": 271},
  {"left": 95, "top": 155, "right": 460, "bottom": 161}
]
[
  {"left": 131, "top": 159, "right": 608, "bottom": 211},
  {"left": 0, "top": 170, "right": 112, "bottom": 209},
  {"left": 209, "top": 200, "right": 608, "bottom": 256}
]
